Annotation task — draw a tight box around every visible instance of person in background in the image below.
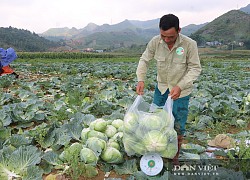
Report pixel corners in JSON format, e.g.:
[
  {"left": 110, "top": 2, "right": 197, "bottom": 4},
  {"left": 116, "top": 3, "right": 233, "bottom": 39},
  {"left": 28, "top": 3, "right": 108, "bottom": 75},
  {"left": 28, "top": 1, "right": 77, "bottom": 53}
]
[
  {"left": 136, "top": 14, "right": 202, "bottom": 164},
  {"left": 0, "top": 47, "right": 18, "bottom": 78}
]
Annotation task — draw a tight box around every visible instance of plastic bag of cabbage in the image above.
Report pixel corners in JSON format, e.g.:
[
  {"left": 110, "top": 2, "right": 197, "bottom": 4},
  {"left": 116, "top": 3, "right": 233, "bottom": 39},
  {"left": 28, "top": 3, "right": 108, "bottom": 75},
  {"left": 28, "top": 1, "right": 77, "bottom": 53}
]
[{"left": 123, "top": 95, "right": 178, "bottom": 159}]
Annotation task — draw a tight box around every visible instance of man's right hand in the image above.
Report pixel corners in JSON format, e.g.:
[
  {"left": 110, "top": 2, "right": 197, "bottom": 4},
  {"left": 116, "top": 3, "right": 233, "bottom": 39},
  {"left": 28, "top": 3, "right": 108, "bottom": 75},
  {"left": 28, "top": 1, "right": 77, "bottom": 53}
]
[{"left": 136, "top": 81, "right": 144, "bottom": 95}]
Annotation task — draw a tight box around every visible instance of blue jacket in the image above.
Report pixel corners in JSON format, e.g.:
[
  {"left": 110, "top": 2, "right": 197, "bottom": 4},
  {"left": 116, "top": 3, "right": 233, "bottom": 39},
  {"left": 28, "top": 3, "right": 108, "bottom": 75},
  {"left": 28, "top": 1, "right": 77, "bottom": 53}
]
[{"left": 0, "top": 47, "right": 17, "bottom": 67}]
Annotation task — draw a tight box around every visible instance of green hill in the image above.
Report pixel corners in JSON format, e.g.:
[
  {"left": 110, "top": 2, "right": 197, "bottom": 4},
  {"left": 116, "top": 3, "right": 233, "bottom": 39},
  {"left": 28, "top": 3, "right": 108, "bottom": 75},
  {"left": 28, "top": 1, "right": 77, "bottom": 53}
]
[
  {"left": 2, "top": 4, "right": 250, "bottom": 51},
  {"left": 42, "top": 27, "right": 79, "bottom": 37},
  {"left": 81, "top": 30, "right": 146, "bottom": 49},
  {"left": 192, "top": 10, "right": 250, "bottom": 44},
  {"left": 181, "top": 23, "right": 208, "bottom": 36},
  {"left": 0, "top": 27, "right": 60, "bottom": 52},
  {"left": 41, "top": 18, "right": 205, "bottom": 50},
  {"left": 240, "top": 4, "right": 250, "bottom": 14}
]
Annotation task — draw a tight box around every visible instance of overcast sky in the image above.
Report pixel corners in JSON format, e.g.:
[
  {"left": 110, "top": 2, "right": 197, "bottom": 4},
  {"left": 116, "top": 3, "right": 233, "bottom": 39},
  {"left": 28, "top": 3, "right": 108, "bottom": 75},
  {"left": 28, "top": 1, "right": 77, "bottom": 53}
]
[{"left": 0, "top": 0, "right": 249, "bottom": 34}]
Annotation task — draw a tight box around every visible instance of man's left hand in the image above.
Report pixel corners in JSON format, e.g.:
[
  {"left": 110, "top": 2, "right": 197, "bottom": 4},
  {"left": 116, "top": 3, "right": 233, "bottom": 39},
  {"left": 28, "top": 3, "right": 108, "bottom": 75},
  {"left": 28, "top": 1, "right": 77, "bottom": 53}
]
[{"left": 169, "top": 86, "right": 181, "bottom": 100}]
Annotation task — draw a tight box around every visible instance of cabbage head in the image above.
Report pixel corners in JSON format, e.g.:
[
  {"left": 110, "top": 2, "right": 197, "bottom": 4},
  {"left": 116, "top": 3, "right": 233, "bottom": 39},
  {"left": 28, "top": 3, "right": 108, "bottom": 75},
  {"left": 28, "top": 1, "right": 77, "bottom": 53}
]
[
  {"left": 124, "top": 112, "right": 139, "bottom": 132},
  {"left": 157, "top": 110, "right": 172, "bottom": 127},
  {"left": 100, "top": 147, "right": 123, "bottom": 163},
  {"left": 110, "top": 132, "right": 123, "bottom": 141},
  {"left": 81, "top": 128, "right": 90, "bottom": 143},
  {"left": 107, "top": 139, "right": 120, "bottom": 150},
  {"left": 166, "top": 129, "right": 177, "bottom": 144},
  {"left": 104, "top": 125, "right": 117, "bottom": 138},
  {"left": 135, "top": 126, "right": 146, "bottom": 140},
  {"left": 89, "top": 118, "right": 107, "bottom": 132},
  {"left": 140, "top": 113, "right": 163, "bottom": 130},
  {"left": 59, "top": 150, "right": 66, "bottom": 162},
  {"left": 0, "top": 145, "right": 43, "bottom": 179},
  {"left": 132, "top": 142, "right": 146, "bottom": 155},
  {"left": 123, "top": 140, "right": 134, "bottom": 156},
  {"left": 106, "top": 119, "right": 113, "bottom": 125},
  {"left": 111, "top": 119, "right": 124, "bottom": 129},
  {"left": 160, "top": 143, "right": 178, "bottom": 158},
  {"left": 87, "top": 130, "right": 108, "bottom": 141},
  {"left": 123, "top": 135, "right": 145, "bottom": 155},
  {"left": 86, "top": 137, "right": 107, "bottom": 156},
  {"left": 66, "top": 143, "right": 83, "bottom": 154},
  {"left": 117, "top": 126, "right": 124, "bottom": 132},
  {"left": 80, "top": 147, "right": 98, "bottom": 164},
  {"left": 143, "top": 130, "right": 168, "bottom": 152},
  {"left": 89, "top": 119, "right": 97, "bottom": 130},
  {"left": 181, "top": 143, "right": 205, "bottom": 153}
]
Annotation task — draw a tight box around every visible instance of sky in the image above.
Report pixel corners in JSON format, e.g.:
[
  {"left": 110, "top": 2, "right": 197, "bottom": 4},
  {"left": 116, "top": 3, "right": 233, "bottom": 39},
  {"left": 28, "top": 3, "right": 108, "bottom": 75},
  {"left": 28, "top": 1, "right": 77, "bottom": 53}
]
[{"left": 0, "top": 0, "right": 249, "bottom": 34}]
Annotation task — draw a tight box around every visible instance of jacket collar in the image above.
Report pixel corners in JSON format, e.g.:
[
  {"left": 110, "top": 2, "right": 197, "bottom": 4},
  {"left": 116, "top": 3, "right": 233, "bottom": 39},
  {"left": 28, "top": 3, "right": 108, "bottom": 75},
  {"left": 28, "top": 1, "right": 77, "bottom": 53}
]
[{"left": 158, "top": 33, "right": 183, "bottom": 48}]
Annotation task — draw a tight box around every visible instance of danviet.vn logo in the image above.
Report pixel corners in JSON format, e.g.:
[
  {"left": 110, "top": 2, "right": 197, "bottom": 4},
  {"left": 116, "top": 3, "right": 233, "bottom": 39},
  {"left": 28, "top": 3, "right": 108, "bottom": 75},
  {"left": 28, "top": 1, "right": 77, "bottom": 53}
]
[{"left": 172, "top": 164, "right": 219, "bottom": 176}]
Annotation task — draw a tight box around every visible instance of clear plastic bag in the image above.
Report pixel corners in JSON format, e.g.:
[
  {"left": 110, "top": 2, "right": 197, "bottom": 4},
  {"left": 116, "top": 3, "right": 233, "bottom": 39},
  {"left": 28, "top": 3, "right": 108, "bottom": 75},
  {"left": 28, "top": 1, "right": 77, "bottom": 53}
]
[{"left": 123, "top": 95, "right": 178, "bottom": 158}]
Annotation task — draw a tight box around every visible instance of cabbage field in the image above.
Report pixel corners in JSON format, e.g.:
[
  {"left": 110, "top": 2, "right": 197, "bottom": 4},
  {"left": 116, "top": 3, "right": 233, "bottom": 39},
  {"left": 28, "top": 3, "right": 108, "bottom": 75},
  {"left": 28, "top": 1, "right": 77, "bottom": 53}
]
[{"left": 0, "top": 53, "right": 249, "bottom": 180}]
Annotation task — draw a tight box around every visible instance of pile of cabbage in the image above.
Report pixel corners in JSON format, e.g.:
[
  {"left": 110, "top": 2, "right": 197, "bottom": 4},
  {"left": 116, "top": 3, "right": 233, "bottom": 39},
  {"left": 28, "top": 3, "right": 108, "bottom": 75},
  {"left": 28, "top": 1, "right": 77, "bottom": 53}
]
[
  {"left": 123, "top": 109, "right": 178, "bottom": 158},
  {"left": 59, "top": 118, "right": 124, "bottom": 164}
]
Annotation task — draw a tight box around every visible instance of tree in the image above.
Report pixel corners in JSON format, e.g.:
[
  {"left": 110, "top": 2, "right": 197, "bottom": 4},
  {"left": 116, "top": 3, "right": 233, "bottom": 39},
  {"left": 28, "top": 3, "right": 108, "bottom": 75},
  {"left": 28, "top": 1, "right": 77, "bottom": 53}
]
[
  {"left": 243, "top": 40, "right": 250, "bottom": 49},
  {"left": 189, "top": 33, "right": 205, "bottom": 46}
]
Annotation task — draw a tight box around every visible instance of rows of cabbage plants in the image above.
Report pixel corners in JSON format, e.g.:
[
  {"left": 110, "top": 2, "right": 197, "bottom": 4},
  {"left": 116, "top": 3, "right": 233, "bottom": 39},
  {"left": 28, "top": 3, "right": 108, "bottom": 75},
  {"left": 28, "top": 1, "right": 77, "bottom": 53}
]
[
  {"left": 17, "top": 52, "right": 117, "bottom": 59},
  {"left": 0, "top": 58, "right": 249, "bottom": 179}
]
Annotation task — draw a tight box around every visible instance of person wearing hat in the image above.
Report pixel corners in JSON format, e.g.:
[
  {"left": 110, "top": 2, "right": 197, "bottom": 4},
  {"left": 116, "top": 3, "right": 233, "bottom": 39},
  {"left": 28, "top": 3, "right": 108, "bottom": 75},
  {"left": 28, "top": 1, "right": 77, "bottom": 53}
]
[{"left": 136, "top": 14, "right": 202, "bottom": 165}]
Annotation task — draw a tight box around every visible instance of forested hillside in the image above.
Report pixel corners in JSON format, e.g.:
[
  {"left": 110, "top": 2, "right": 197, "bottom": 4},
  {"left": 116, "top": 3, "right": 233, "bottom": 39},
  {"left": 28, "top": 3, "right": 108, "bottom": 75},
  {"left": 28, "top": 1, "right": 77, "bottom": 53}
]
[
  {"left": 0, "top": 27, "right": 60, "bottom": 52},
  {"left": 1, "top": 4, "right": 250, "bottom": 51},
  {"left": 190, "top": 10, "right": 250, "bottom": 48}
]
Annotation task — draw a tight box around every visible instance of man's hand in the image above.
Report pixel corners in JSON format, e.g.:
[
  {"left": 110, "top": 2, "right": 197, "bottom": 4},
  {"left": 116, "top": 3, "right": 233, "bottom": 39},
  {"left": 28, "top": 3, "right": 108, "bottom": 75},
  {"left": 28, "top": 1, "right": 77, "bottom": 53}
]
[
  {"left": 169, "top": 86, "right": 181, "bottom": 100},
  {"left": 136, "top": 81, "right": 144, "bottom": 95}
]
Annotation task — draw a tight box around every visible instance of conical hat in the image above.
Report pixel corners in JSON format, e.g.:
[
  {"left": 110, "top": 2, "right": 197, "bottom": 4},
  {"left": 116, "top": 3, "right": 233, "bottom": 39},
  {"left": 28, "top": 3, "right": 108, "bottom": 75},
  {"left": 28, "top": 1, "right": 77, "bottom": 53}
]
[{"left": 208, "top": 134, "right": 235, "bottom": 149}]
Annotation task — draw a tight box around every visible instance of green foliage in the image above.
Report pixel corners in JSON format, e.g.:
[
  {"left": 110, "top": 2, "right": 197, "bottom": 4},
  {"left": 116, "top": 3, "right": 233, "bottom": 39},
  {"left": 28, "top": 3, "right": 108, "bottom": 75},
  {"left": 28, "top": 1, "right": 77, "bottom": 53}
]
[
  {"left": 189, "top": 33, "right": 205, "bottom": 46},
  {"left": 17, "top": 51, "right": 116, "bottom": 59},
  {"left": 80, "top": 147, "right": 98, "bottom": 164},
  {"left": 0, "top": 27, "right": 59, "bottom": 52},
  {"left": 28, "top": 123, "right": 55, "bottom": 148},
  {"left": 113, "top": 159, "right": 138, "bottom": 175},
  {"left": 0, "top": 55, "right": 249, "bottom": 179},
  {"left": 243, "top": 40, "right": 250, "bottom": 49},
  {"left": 193, "top": 10, "right": 250, "bottom": 44},
  {"left": 0, "top": 75, "right": 16, "bottom": 88},
  {"left": 100, "top": 147, "right": 123, "bottom": 164},
  {"left": 83, "top": 31, "right": 146, "bottom": 49},
  {"left": 0, "top": 145, "right": 43, "bottom": 179},
  {"left": 42, "top": 150, "right": 64, "bottom": 168},
  {"left": 64, "top": 144, "right": 86, "bottom": 180},
  {"left": 226, "top": 137, "right": 250, "bottom": 174}
]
